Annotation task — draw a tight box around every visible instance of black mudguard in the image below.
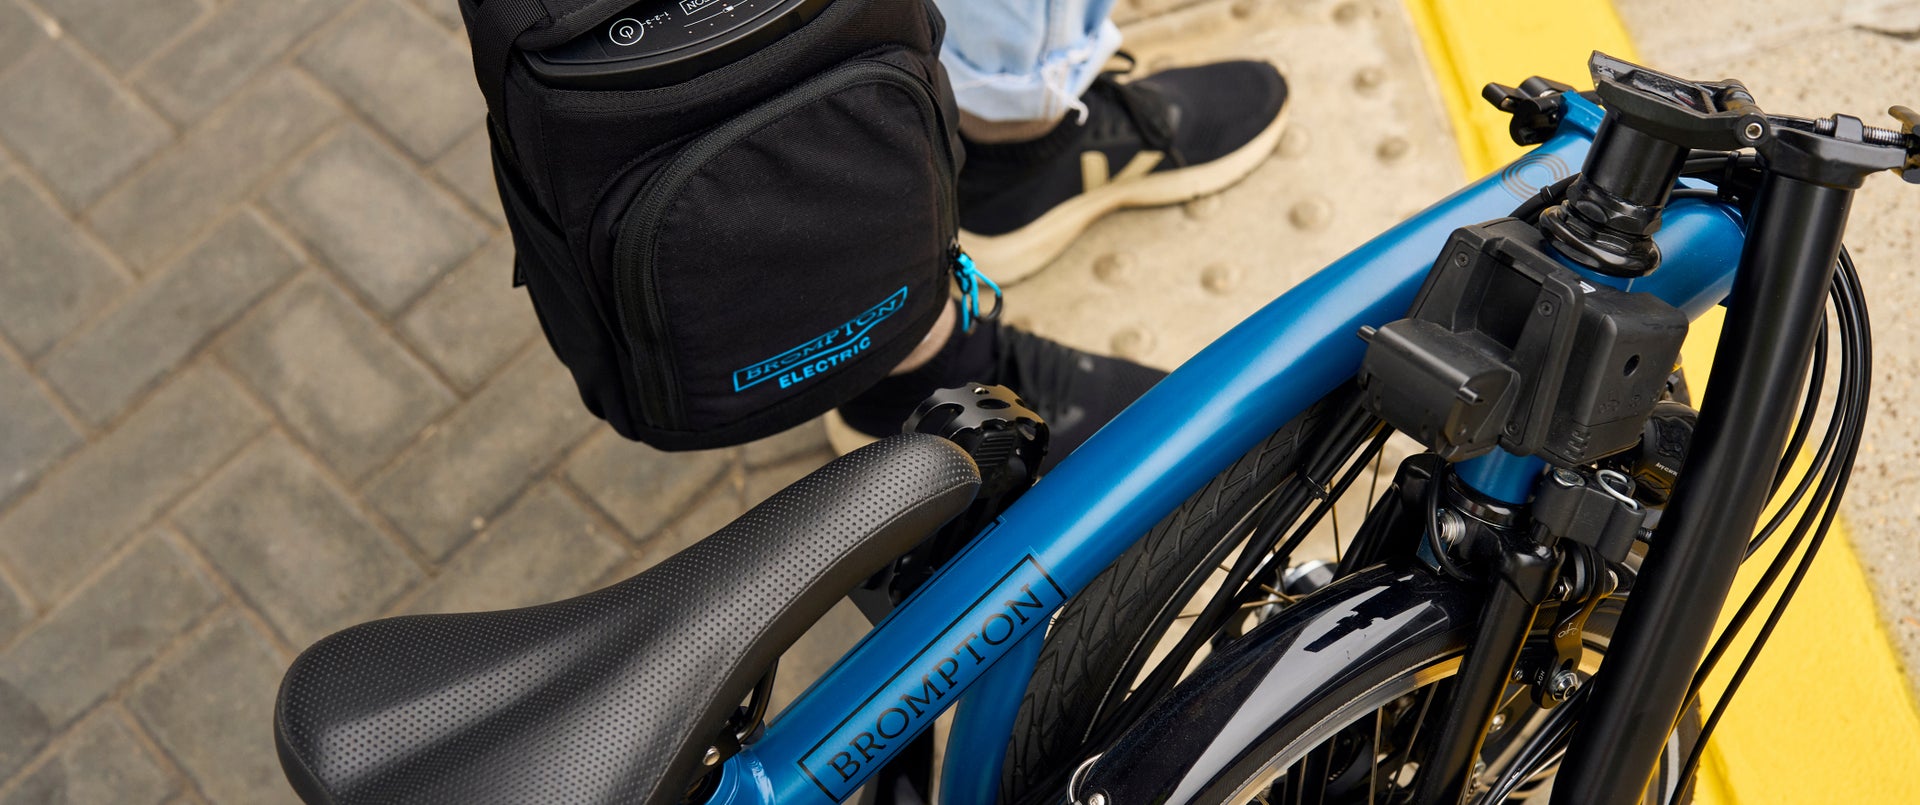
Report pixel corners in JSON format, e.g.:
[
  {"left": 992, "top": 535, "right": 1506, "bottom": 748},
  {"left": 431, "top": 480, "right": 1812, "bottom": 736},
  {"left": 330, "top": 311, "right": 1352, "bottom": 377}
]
[{"left": 1077, "top": 563, "right": 1481, "bottom": 804}]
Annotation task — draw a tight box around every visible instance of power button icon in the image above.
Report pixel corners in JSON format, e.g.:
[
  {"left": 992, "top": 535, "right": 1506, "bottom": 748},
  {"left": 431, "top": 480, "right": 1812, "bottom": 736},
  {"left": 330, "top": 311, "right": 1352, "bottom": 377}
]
[{"left": 609, "top": 18, "right": 644, "bottom": 47}]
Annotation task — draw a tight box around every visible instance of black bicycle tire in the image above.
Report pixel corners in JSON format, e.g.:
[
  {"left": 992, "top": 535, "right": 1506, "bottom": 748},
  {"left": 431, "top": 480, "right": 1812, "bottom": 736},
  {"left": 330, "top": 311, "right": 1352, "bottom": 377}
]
[
  {"left": 1191, "top": 601, "right": 1697, "bottom": 804},
  {"left": 999, "top": 380, "right": 1699, "bottom": 803},
  {"left": 1000, "top": 386, "right": 1357, "bottom": 803}
]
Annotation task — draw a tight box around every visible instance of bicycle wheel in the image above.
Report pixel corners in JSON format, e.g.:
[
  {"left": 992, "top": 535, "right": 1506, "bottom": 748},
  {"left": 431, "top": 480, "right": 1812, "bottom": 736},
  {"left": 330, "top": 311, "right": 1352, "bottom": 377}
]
[
  {"left": 1001, "top": 385, "right": 1364, "bottom": 803},
  {"left": 1002, "top": 389, "right": 1698, "bottom": 804},
  {"left": 1197, "top": 596, "right": 1698, "bottom": 804}
]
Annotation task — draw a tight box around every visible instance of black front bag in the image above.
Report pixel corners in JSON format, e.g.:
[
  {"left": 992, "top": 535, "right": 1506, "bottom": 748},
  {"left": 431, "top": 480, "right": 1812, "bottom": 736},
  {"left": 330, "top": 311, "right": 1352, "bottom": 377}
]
[{"left": 459, "top": 0, "right": 961, "bottom": 449}]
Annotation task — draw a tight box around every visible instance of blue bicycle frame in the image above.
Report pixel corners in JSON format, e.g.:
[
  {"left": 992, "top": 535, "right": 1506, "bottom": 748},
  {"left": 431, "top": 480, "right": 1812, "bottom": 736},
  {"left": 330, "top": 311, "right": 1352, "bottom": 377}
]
[{"left": 705, "top": 93, "right": 1746, "bottom": 805}]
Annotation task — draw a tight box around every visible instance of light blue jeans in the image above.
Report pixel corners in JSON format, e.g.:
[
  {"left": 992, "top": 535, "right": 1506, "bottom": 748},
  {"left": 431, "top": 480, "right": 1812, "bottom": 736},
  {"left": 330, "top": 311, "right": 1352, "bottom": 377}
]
[{"left": 932, "top": 0, "right": 1123, "bottom": 124}]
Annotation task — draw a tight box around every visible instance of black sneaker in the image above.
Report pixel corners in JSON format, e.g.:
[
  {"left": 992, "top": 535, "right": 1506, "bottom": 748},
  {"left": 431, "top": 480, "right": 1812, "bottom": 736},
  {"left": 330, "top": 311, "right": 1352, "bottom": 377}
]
[
  {"left": 957, "top": 58, "right": 1290, "bottom": 282},
  {"left": 827, "top": 317, "right": 1166, "bottom": 473}
]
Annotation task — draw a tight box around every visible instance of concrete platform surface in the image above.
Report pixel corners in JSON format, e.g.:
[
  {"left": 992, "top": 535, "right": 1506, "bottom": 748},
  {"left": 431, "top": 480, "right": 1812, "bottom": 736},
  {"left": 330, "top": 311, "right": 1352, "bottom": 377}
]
[{"left": 0, "top": 0, "right": 1913, "bottom": 803}]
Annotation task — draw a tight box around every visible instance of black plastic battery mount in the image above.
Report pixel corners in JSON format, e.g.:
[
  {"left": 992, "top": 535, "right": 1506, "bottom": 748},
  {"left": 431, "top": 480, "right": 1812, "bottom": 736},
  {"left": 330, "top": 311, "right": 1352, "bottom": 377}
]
[{"left": 526, "top": 0, "right": 834, "bottom": 89}]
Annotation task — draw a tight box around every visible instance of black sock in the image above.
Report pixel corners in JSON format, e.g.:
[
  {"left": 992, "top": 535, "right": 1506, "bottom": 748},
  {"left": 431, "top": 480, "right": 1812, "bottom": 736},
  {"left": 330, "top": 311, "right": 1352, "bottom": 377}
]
[
  {"left": 839, "top": 314, "right": 1169, "bottom": 472},
  {"left": 838, "top": 310, "right": 998, "bottom": 437},
  {"left": 961, "top": 114, "right": 1086, "bottom": 173}
]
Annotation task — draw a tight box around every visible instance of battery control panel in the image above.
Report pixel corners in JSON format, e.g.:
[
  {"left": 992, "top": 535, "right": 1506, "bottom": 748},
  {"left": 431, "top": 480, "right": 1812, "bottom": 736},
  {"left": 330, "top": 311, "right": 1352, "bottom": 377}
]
[{"left": 527, "top": 0, "right": 833, "bottom": 88}]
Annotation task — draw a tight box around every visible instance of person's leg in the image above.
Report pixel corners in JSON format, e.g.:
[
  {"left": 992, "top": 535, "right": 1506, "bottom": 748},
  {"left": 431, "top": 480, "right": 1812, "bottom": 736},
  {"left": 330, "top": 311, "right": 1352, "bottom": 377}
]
[
  {"left": 931, "top": 0, "right": 1124, "bottom": 142},
  {"left": 842, "top": 300, "right": 1165, "bottom": 472},
  {"left": 932, "top": 0, "right": 1291, "bottom": 284},
  {"left": 837, "top": 0, "right": 1284, "bottom": 469}
]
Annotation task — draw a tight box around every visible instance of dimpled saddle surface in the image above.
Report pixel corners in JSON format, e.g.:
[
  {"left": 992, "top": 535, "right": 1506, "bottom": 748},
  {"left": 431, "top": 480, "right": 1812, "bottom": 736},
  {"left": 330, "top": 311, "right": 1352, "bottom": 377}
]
[{"left": 274, "top": 434, "right": 980, "bottom": 805}]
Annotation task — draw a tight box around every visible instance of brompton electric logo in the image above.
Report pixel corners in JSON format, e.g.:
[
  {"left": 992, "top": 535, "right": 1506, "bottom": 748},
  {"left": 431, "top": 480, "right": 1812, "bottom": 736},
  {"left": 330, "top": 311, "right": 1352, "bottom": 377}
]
[
  {"left": 732, "top": 287, "right": 908, "bottom": 393},
  {"left": 679, "top": 0, "right": 724, "bottom": 14},
  {"left": 797, "top": 554, "right": 1066, "bottom": 800}
]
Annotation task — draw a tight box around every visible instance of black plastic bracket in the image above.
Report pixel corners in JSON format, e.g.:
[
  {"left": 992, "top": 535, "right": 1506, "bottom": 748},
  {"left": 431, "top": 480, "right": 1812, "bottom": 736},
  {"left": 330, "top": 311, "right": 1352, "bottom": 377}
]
[
  {"left": 1763, "top": 115, "right": 1910, "bottom": 189},
  {"left": 1358, "top": 219, "right": 1689, "bottom": 466},
  {"left": 1531, "top": 467, "right": 1646, "bottom": 564},
  {"left": 848, "top": 384, "right": 1048, "bottom": 621},
  {"left": 1587, "top": 53, "right": 1770, "bottom": 151}
]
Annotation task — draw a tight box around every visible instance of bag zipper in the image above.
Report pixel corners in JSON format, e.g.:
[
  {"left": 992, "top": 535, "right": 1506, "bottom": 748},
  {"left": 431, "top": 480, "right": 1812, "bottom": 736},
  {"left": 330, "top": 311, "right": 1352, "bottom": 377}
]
[
  {"left": 612, "top": 58, "right": 958, "bottom": 429},
  {"left": 951, "top": 245, "right": 1001, "bottom": 333}
]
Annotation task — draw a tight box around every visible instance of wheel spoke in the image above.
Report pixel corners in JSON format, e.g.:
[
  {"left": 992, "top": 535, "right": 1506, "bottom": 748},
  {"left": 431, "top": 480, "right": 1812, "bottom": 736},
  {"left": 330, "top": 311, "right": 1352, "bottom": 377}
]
[
  {"left": 1367, "top": 444, "right": 1386, "bottom": 506},
  {"left": 1369, "top": 707, "right": 1382, "bottom": 805}
]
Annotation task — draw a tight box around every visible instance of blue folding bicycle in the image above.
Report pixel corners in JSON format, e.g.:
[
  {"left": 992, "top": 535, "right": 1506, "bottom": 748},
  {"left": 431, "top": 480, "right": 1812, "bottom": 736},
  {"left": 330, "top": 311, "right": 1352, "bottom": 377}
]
[{"left": 270, "top": 54, "right": 1920, "bottom": 805}]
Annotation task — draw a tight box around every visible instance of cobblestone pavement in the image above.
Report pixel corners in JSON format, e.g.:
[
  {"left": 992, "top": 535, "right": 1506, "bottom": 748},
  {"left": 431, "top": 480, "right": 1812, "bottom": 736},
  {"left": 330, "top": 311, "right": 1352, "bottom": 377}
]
[{"left": 0, "top": 0, "right": 1914, "bottom": 802}]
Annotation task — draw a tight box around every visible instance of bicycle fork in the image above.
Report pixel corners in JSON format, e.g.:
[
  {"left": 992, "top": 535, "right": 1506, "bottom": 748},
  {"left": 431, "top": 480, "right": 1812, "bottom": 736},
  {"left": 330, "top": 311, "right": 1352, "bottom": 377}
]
[{"left": 1551, "top": 164, "right": 1861, "bottom": 805}]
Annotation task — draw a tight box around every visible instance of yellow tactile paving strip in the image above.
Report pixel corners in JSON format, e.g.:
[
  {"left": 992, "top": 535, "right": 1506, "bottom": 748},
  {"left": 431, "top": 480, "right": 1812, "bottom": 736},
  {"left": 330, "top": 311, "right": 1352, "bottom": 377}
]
[{"left": 1404, "top": 1, "right": 1920, "bottom": 800}]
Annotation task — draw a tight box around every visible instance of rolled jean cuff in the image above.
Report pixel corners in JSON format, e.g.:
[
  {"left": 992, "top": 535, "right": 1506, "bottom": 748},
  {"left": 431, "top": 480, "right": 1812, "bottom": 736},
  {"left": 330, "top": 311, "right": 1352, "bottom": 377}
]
[{"left": 941, "top": 19, "right": 1123, "bottom": 124}]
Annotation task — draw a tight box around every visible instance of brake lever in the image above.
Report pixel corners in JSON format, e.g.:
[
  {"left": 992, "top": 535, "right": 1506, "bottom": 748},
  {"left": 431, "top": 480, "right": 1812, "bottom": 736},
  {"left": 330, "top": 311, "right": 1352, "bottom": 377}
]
[
  {"left": 1519, "top": 542, "right": 1621, "bottom": 711},
  {"left": 1548, "top": 550, "right": 1617, "bottom": 695}
]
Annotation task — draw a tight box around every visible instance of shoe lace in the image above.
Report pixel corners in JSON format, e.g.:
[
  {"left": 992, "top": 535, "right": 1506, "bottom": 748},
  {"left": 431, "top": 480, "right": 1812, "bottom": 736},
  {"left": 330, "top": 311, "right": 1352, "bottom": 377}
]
[{"left": 1089, "top": 53, "right": 1189, "bottom": 168}]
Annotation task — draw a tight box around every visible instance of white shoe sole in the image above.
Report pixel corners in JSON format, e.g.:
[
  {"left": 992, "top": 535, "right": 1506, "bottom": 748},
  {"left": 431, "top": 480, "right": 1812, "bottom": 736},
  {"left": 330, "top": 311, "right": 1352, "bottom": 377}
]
[{"left": 958, "top": 107, "right": 1291, "bottom": 285}]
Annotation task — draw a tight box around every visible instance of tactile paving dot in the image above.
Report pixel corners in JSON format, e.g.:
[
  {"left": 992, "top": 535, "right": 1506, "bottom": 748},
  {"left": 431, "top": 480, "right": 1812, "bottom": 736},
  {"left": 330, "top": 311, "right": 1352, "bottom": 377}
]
[
  {"left": 1109, "top": 327, "right": 1157, "bottom": 360},
  {"left": 1332, "top": 1, "right": 1370, "bottom": 25},
  {"left": 1201, "top": 263, "right": 1242, "bottom": 294},
  {"left": 1376, "top": 135, "right": 1411, "bottom": 162},
  {"left": 1278, "top": 126, "right": 1312, "bottom": 158},
  {"left": 1092, "top": 252, "right": 1137, "bottom": 285},
  {"left": 1002, "top": 0, "right": 1463, "bottom": 368},
  {"left": 1353, "top": 65, "right": 1388, "bottom": 92},
  {"left": 1289, "top": 197, "right": 1334, "bottom": 230}
]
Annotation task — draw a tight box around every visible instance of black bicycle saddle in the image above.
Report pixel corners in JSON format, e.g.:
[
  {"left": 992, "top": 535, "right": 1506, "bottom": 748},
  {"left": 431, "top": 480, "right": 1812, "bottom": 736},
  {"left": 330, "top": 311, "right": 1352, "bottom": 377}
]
[{"left": 274, "top": 434, "right": 980, "bottom": 805}]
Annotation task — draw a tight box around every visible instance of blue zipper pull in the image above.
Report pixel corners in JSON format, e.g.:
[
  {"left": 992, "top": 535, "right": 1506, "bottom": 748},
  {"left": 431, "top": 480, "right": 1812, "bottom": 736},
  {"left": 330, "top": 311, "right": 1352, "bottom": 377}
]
[{"left": 952, "top": 246, "right": 1002, "bottom": 333}]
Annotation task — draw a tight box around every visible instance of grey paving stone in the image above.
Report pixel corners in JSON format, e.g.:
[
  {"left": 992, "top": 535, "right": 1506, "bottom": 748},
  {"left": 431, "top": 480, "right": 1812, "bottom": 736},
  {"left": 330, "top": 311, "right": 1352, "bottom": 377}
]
[
  {"left": 264, "top": 128, "right": 487, "bottom": 314},
  {"left": 33, "top": 0, "right": 204, "bottom": 74},
  {"left": 565, "top": 432, "right": 737, "bottom": 542},
  {"left": 0, "top": 1, "right": 48, "bottom": 77},
  {"left": 399, "top": 238, "right": 535, "bottom": 390},
  {"left": 222, "top": 275, "right": 455, "bottom": 482},
  {"left": 0, "top": 674, "right": 51, "bottom": 785},
  {"left": 368, "top": 352, "right": 600, "bottom": 558},
  {"left": 89, "top": 70, "right": 340, "bottom": 271},
  {"left": 0, "top": 368, "right": 266, "bottom": 603},
  {"left": 641, "top": 481, "right": 748, "bottom": 569},
  {"left": 298, "top": 0, "right": 483, "bottom": 161},
  {"left": 405, "top": 484, "right": 625, "bottom": 615},
  {"left": 134, "top": 0, "right": 350, "bottom": 125},
  {"left": 0, "top": 713, "right": 177, "bottom": 805},
  {"left": 0, "top": 535, "right": 218, "bottom": 732},
  {"left": 432, "top": 125, "right": 504, "bottom": 224},
  {"left": 43, "top": 214, "right": 302, "bottom": 427},
  {"left": 0, "top": 574, "right": 25, "bottom": 652},
  {"left": 0, "top": 349, "right": 81, "bottom": 510},
  {"left": 406, "top": 0, "right": 462, "bottom": 30},
  {"left": 0, "top": 178, "right": 128, "bottom": 357},
  {"left": 174, "top": 435, "right": 418, "bottom": 647},
  {"left": 127, "top": 615, "right": 298, "bottom": 805},
  {"left": 0, "top": 43, "right": 172, "bottom": 210},
  {"left": 743, "top": 417, "right": 831, "bottom": 468}
]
